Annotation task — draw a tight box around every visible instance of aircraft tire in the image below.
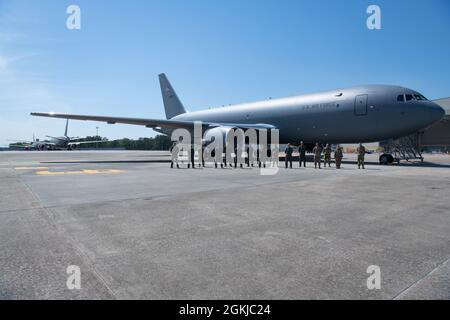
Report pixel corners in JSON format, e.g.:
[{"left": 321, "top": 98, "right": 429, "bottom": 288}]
[{"left": 379, "top": 154, "right": 394, "bottom": 165}]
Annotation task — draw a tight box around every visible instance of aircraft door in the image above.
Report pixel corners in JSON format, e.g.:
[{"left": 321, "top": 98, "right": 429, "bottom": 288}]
[{"left": 354, "top": 94, "right": 368, "bottom": 116}]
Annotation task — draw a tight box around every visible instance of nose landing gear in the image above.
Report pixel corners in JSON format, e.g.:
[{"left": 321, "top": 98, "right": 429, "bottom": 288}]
[
  {"left": 379, "top": 154, "right": 394, "bottom": 165},
  {"left": 379, "top": 133, "right": 424, "bottom": 165}
]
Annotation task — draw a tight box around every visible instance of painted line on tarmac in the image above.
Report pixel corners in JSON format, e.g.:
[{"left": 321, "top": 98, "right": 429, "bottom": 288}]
[{"left": 35, "top": 169, "right": 126, "bottom": 175}]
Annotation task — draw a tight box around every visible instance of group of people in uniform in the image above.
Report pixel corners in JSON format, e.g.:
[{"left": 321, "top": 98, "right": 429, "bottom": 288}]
[
  {"left": 170, "top": 140, "right": 367, "bottom": 170},
  {"left": 284, "top": 142, "right": 366, "bottom": 169}
]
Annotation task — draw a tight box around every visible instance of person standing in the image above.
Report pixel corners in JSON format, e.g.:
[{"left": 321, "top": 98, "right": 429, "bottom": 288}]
[
  {"left": 285, "top": 143, "right": 294, "bottom": 168},
  {"left": 334, "top": 145, "right": 343, "bottom": 169},
  {"left": 169, "top": 142, "right": 180, "bottom": 169},
  {"left": 323, "top": 144, "right": 331, "bottom": 168},
  {"left": 357, "top": 143, "right": 366, "bottom": 169},
  {"left": 245, "top": 144, "right": 250, "bottom": 167},
  {"left": 188, "top": 147, "right": 195, "bottom": 169},
  {"left": 298, "top": 141, "right": 307, "bottom": 168},
  {"left": 312, "top": 143, "right": 322, "bottom": 169},
  {"left": 234, "top": 145, "right": 238, "bottom": 168}
]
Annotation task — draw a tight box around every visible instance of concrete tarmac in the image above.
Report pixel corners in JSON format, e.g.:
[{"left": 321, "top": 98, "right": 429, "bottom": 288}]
[{"left": 0, "top": 151, "right": 449, "bottom": 299}]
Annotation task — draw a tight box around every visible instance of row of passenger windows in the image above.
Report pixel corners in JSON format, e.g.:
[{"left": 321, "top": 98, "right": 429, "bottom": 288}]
[{"left": 397, "top": 94, "right": 428, "bottom": 102}]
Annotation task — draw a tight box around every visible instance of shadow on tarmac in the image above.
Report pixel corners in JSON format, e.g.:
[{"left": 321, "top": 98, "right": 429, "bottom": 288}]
[
  {"left": 42, "top": 156, "right": 450, "bottom": 168},
  {"left": 41, "top": 160, "right": 170, "bottom": 164}
]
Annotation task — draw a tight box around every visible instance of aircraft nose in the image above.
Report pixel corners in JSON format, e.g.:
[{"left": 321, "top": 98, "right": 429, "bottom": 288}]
[
  {"left": 428, "top": 102, "right": 445, "bottom": 123},
  {"left": 417, "top": 102, "right": 445, "bottom": 129}
]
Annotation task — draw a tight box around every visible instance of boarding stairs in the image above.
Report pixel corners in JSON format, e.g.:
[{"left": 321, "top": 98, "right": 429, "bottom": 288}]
[{"left": 382, "top": 133, "right": 424, "bottom": 164}]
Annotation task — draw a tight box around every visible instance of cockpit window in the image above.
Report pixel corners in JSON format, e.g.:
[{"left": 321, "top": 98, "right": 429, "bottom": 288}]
[
  {"left": 398, "top": 93, "right": 428, "bottom": 102},
  {"left": 405, "top": 94, "right": 414, "bottom": 101},
  {"left": 414, "top": 94, "right": 427, "bottom": 101}
]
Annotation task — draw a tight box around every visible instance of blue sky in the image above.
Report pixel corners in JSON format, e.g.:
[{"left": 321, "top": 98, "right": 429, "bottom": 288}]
[{"left": 0, "top": 0, "right": 449, "bottom": 145}]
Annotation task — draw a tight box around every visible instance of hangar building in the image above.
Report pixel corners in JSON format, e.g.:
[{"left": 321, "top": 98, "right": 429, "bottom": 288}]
[{"left": 421, "top": 97, "right": 450, "bottom": 149}]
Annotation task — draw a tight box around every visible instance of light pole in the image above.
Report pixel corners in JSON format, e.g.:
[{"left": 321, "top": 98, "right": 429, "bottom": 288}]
[{"left": 96, "top": 127, "right": 99, "bottom": 149}]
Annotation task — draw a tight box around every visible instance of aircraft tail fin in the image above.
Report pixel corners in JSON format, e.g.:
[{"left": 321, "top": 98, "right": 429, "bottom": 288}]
[
  {"left": 159, "top": 73, "right": 187, "bottom": 119},
  {"left": 64, "top": 119, "right": 69, "bottom": 137}
]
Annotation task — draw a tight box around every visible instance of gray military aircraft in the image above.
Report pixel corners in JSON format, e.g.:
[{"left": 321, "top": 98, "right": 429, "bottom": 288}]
[
  {"left": 45, "top": 119, "right": 106, "bottom": 150},
  {"left": 31, "top": 74, "right": 445, "bottom": 162},
  {"left": 8, "top": 134, "right": 47, "bottom": 151},
  {"left": 11, "top": 119, "right": 104, "bottom": 150}
]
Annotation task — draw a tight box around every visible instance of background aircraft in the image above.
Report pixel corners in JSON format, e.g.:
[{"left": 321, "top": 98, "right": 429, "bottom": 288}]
[
  {"left": 31, "top": 74, "right": 445, "bottom": 161},
  {"left": 10, "top": 120, "right": 104, "bottom": 150},
  {"left": 8, "top": 134, "right": 49, "bottom": 151},
  {"left": 43, "top": 119, "right": 106, "bottom": 150}
]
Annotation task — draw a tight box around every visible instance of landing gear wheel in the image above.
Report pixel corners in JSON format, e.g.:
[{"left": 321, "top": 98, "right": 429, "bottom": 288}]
[{"left": 379, "top": 154, "right": 394, "bottom": 165}]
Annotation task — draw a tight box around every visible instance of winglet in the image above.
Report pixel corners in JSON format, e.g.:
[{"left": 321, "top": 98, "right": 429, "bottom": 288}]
[{"left": 159, "top": 73, "right": 187, "bottom": 119}]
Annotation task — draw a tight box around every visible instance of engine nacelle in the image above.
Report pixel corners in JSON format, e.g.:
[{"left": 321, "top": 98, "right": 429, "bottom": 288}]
[
  {"left": 202, "top": 127, "right": 234, "bottom": 147},
  {"left": 201, "top": 126, "right": 278, "bottom": 164},
  {"left": 203, "top": 126, "right": 255, "bottom": 149}
]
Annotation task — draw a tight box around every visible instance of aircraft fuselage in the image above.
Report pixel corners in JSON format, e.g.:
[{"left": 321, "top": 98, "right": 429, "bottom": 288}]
[{"left": 173, "top": 85, "right": 444, "bottom": 144}]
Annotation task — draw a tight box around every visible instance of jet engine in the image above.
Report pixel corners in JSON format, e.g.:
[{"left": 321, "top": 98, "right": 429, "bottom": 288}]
[{"left": 202, "top": 127, "right": 234, "bottom": 147}]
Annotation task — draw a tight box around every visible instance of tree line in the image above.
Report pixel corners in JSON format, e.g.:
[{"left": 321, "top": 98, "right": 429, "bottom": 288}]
[{"left": 78, "top": 135, "right": 172, "bottom": 150}]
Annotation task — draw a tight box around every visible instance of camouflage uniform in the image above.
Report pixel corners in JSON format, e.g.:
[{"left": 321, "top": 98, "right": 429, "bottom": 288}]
[
  {"left": 285, "top": 145, "right": 294, "bottom": 168},
  {"left": 334, "top": 146, "right": 343, "bottom": 169},
  {"left": 312, "top": 145, "right": 322, "bottom": 169},
  {"left": 357, "top": 144, "right": 366, "bottom": 169},
  {"left": 323, "top": 145, "right": 331, "bottom": 167}
]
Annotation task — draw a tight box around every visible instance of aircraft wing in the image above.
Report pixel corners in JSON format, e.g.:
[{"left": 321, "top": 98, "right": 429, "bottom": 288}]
[
  {"left": 31, "top": 112, "right": 277, "bottom": 131},
  {"left": 9, "top": 144, "right": 32, "bottom": 148},
  {"left": 68, "top": 140, "right": 107, "bottom": 146},
  {"left": 46, "top": 135, "right": 68, "bottom": 141},
  {"left": 41, "top": 141, "right": 57, "bottom": 146},
  {"left": 67, "top": 137, "right": 85, "bottom": 142},
  {"left": 8, "top": 139, "right": 33, "bottom": 143}
]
